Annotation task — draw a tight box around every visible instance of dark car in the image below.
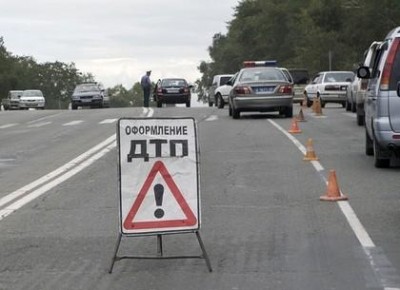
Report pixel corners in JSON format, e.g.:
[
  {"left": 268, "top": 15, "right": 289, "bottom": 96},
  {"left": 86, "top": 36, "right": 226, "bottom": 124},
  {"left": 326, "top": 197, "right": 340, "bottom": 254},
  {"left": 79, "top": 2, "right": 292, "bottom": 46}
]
[
  {"left": 153, "top": 78, "right": 192, "bottom": 107},
  {"left": 70, "top": 82, "right": 109, "bottom": 110}
]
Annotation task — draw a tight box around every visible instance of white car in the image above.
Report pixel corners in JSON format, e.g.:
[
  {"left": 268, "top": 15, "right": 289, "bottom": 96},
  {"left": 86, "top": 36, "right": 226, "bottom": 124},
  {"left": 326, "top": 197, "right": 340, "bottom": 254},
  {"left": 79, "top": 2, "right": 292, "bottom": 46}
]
[
  {"left": 208, "top": 74, "right": 234, "bottom": 107},
  {"left": 19, "top": 90, "right": 45, "bottom": 110},
  {"left": 304, "top": 71, "right": 354, "bottom": 108}
]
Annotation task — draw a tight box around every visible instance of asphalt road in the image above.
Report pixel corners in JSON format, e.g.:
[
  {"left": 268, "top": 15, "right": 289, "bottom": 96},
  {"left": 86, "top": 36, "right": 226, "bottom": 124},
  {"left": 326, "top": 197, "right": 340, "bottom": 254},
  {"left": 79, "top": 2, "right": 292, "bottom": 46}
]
[{"left": 1, "top": 102, "right": 400, "bottom": 290}]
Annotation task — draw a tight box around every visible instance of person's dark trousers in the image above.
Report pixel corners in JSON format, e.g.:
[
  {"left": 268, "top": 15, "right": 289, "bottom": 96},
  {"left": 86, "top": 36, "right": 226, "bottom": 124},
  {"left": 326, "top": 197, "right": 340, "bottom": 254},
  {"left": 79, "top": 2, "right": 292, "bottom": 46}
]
[{"left": 143, "top": 87, "right": 150, "bottom": 107}]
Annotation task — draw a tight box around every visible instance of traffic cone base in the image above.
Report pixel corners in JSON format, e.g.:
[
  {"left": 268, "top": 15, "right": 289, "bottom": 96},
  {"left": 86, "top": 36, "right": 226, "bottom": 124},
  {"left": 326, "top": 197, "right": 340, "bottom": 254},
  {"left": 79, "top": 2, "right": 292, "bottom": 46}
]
[
  {"left": 320, "top": 170, "right": 348, "bottom": 202},
  {"left": 303, "top": 138, "right": 319, "bottom": 161},
  {"left": 288, "top": 118, "right": 301, "bottom": 134}
]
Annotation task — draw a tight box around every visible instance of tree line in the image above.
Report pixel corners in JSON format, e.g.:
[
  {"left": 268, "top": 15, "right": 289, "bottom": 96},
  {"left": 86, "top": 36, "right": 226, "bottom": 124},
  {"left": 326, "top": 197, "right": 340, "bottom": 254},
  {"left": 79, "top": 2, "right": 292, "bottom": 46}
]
[
  {"left": 195, "top": 0, "right": 400, "bottom": 99},
  {"left": 0, "top": 37, "right": 145, "bottom": 109}
]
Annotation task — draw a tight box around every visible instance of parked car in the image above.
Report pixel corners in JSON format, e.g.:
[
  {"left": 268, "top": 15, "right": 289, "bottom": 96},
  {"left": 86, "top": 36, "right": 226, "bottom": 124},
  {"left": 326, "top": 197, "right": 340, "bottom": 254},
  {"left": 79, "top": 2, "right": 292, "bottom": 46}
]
[
  {"left": 288, "top": 69, "right": 310, "bottom": 103},
  {"left": 19, "top": 90, "right": 45, "bottom": 110},
  {"left": 1, "top": 90, "right": 23, "bottom": 110},
  {"left": 153, "top": 78, "right": 192, "bottom": 107},
  {"left": 304, "top": 71, "right": 354, "bottom": 107},
  {"left": 348, "top": 41, "right": 382, "bottom": 126},
  {"left": 357, "top": 27, "right": 400, "bottom": 167},
  {"left": 208, "top": 74, "right": 234, "bottom": 107},
  {"left": 228, "top": 61, "right": 293, "bottom": 119},
  {"left": 71, "top": 82, "right": 109, "bottom": 110}
]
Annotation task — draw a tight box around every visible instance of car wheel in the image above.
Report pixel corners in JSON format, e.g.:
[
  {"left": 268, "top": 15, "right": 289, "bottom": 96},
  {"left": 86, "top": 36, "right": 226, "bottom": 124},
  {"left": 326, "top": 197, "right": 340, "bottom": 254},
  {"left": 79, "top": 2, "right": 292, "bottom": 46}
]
[
  {"left": 345, "top": 100, "right": 351, "bottom": 111},
  {"left": 232, "top": 108, "right": 240, "bottom": 119},
  {"left": 186, "top": 100, "right": 191, "bottom": 107},
  {"left": 285, "top": 106, "right": 293, "bottom": 118},
  {"left": 157, "top": 101, "right": 162, "bottom": 108},
  {"left": 228, "top": 104, "right": 232, "bottom": 116},
  {"left": 217, "top": 94, "right": 224, "bottom": 109},
  {"left": 373, "top": 140, "right": 390, "bottom": 168},
  {"left": 208, "top": 101, "right": 213, "bottom": 107},
  {"left": 357, "top": 113, "right": 364, "bottom": 126},
  {"left": 71, "top": 104, "right": 78, "bottom": 110},
  {"left": 351, "top": 101, "right": 356, "bottom": 112},
  {"left": 365, "top": 129, "right": 373, "bottom": 156}
]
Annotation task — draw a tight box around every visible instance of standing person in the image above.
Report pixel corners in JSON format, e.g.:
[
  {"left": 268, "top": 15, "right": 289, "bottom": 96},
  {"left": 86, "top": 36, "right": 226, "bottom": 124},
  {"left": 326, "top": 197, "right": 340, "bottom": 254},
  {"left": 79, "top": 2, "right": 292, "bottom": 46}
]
[{"left": 141, "top": 70, "right": 152, "bottom": 108}]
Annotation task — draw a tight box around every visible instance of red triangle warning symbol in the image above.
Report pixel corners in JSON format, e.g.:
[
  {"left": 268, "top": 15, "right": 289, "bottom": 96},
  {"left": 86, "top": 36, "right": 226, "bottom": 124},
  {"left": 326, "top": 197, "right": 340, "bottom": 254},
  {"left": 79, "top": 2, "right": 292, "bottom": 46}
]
[{"left": 123, "top": 160, "right": 197, "bottom": 231}]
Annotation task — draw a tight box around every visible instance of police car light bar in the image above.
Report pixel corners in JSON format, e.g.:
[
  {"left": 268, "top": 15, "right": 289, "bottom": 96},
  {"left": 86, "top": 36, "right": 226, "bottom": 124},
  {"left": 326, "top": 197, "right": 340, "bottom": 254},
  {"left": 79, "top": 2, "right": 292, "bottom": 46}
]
[{"left": 243, "top": 60, "right": 278, "bottom": 67}]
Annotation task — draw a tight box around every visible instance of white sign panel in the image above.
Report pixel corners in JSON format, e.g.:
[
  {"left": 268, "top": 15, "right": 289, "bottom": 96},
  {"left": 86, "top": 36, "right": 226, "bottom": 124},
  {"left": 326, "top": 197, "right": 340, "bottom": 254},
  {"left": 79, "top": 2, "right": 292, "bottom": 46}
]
[{"left": 117, "top": 118, "right": 200, "bottom": 235}]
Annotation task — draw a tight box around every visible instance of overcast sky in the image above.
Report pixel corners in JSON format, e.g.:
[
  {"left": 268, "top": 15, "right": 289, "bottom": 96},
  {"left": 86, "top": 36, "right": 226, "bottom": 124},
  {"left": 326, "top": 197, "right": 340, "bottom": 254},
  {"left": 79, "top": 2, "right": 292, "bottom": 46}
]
[{"left": 0, "top": 0, "right": 238, "bottom": 88}]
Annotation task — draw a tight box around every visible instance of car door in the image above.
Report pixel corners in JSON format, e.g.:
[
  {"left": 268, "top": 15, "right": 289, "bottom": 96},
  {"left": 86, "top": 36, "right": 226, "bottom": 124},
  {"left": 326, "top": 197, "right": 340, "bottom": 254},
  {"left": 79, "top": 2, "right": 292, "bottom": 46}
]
[
  {"left": 365, "top": 42, "right": 387, "bottom": 134},
  {"left": 307, "top": 74, "right": 322, "bottom": 99}
]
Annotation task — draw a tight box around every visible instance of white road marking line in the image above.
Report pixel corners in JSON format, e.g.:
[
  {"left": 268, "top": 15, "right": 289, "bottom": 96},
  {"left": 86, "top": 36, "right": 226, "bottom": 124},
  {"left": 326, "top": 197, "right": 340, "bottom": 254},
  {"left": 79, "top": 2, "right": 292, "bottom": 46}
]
[
  {"left": 269, "top": 119, "right": 374, "bottom": 247},
  {"left": 269, "top": 118, "right": 400, "bottom": 289},
  {"left": 0, "top": 123, "right": 18, "bottom": 129},
  {"left": 205, "top": 115, "right": 218, "bottom": 121},
  {"left": 0, "top": 142, "right": 116, "bottom": 221},
  {"left": 99, "top": 119, "right": 118, "bottom": 124},
  {"left": 27, "top": 121, "right": 52, "bottom": 128},
  {"left": 0, "top": 108, "right": 155, "bottom": 220},
  {"left": 63, "top": 120, "right": 83, "bottom": 126},
  {"left": 0, "top": 134, "right": 116, "bottom": 209}
]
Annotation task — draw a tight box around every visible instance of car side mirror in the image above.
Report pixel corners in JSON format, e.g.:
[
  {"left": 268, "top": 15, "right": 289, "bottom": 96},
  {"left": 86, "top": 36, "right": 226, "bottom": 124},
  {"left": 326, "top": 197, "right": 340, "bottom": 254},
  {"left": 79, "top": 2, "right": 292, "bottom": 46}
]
[{"left": 357, "top": 66, "right": 370, "bottom": 79}]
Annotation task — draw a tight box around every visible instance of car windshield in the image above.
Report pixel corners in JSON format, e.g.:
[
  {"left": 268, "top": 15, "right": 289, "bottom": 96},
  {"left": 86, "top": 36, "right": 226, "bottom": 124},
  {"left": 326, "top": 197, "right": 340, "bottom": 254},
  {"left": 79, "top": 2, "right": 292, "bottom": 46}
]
[
  {"left": 220, "top": 76, "right": 232, "bottom": 85},
  {"left": 10, "top": 91, "right": 23, "bottom": 99},
  {"left": 161, "top": 79, "right": 187, "bottom": 87},
  {"left": 240, "top": 68, "right": 286, "bottom": 82},
  {"left": 75, "top": 84, "right": 100, "bottom": 92},
  {"left": 324, "top": 72, "right": 354, "bottom": 83},
  {"left": 22, "top": 90, "right": 43, "bottom": 97}
]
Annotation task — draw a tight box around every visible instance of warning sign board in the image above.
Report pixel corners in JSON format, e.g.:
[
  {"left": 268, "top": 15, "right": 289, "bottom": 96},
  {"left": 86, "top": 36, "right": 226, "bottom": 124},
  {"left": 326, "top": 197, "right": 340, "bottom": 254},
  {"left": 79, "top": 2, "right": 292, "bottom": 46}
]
[{"left": 117, "top": 118, "right": 200, "bottom": 235}]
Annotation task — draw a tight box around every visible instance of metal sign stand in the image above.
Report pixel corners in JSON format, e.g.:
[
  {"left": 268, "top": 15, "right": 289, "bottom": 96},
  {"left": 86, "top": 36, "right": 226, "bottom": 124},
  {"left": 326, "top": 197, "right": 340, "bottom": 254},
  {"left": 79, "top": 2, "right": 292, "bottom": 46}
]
[{"left": 109, "top": 231, "right": 212, "bottom": 273}]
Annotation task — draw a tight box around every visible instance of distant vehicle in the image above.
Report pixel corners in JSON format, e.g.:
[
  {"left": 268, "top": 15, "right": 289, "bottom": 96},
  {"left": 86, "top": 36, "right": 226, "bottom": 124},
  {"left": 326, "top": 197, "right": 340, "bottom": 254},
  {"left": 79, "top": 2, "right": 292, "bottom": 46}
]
[
  {"left": 288, "top": 69, "right": 309, "bottom": 103},
  {"left": 71, "top": 83, "right": 109, "bottom": 110},
  {"left": 228, "top": 60, "right": 293, "bottom": 119},
  {"left": 1, "top": 90, "right": 23, "bottom": 110},
  {"left": 357, "top": 27, "right": 400, "bottom": 167},
  {"left": 153, "top": 78, "right": 192, "bottom": 107},
  {"left": 304, "top": 71, "right": 354, "bottom": 108},
  {"left": 208, "top": 74, "right": 234, "bottom": 107},
  {"left": 347, "top": 41, "right": 382, "bottom": 126},
  {"left": 213, "top": 74, "right": 237, "bottom": 109},
  {"left": 19, "top": 90, "right": 45, "bottom": 110}
]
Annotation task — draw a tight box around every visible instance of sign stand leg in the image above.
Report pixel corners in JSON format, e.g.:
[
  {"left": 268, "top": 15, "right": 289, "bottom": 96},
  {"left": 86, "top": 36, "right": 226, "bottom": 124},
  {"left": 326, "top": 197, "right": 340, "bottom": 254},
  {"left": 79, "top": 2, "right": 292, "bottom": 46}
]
[
  {"left": 196, "top": 231, "right": 213, "bottom": 272},
  {"left": 108, "top": 231, "right": 212, "bottom": 273},
  {"left": 109, "top": 232, "right": 122, "bottom": 274}
]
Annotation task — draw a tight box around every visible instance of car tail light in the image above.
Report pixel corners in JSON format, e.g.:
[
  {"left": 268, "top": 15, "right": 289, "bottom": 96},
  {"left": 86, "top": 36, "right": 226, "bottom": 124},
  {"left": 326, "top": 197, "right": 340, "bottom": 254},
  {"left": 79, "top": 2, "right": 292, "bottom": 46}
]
[
  {"left": 278, "top": 85, "right": 292, "bottom": 94},
  {"left": 234, "top": 85, "right": 252, "bottom": 94},
  {"left": 380, "top": 38, "right": 400, "bottom": 90}
]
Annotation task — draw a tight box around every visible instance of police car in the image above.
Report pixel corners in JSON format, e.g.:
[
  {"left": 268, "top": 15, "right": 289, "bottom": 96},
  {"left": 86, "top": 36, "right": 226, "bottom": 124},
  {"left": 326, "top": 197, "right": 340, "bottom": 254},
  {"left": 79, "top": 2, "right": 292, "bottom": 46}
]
[{"left": 227, "top": 61, "right": 294, "bottom": 119}]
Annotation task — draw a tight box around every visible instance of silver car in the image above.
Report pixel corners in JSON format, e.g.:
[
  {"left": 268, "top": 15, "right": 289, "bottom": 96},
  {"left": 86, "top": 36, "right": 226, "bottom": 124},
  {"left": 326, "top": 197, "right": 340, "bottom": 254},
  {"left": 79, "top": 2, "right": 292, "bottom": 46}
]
[
  {"left": 228, "top": 62, "right": 293, "bottom": 119},
  {"left": 19, "top": 90, "right": 45, "bottom": 109},
  {"left": 358, "top": 27, "right": 400, "bottom": 167}
]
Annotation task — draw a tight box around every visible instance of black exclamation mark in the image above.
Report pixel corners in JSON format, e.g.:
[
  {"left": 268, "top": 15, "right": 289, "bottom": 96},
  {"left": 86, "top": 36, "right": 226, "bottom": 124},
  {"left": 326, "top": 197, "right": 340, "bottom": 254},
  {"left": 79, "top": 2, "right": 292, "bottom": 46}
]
[{"left": 154, "top": 184, "right": 165, "bottom": 219}]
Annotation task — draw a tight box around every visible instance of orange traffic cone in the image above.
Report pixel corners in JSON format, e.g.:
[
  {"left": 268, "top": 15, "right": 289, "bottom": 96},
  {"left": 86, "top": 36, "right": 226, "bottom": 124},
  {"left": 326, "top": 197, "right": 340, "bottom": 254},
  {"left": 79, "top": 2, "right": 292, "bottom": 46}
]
[
  {"left": 314, "top": 98, "right": 323, "bottom": 116},
  {"left": 296, "top": 108, "right": 306, "bottom": 122},
  {"left": 303, "top": 138, "right": 319, "bottom": 161},
  {"left": 320, "top": 170, "right": 348, "bottom": 201},
  {"left": 288, "top": 118, "right": 301, "bottom": 134}
]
